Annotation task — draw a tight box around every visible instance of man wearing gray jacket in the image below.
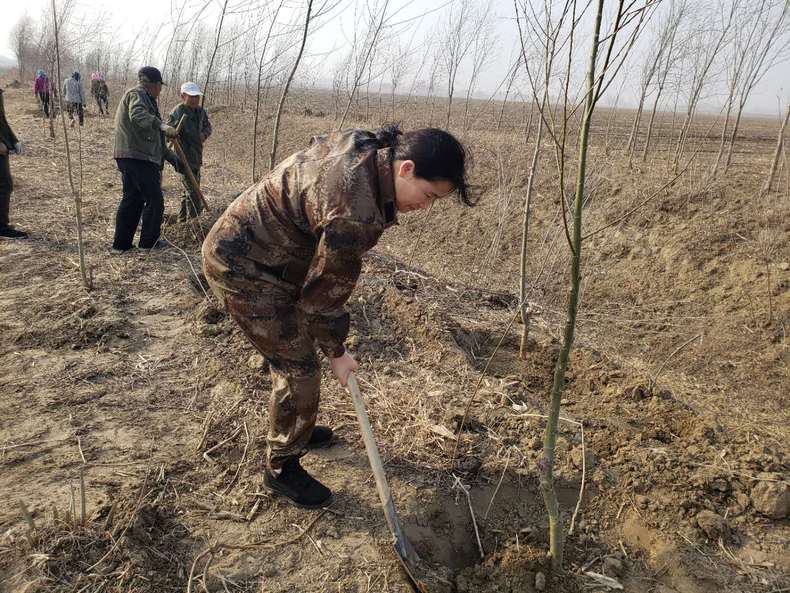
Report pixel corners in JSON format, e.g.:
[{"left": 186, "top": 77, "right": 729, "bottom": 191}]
[
  {"left": 111, "top": 66, "right": 180, "bottom": 253},
  {"left": 63, "top": 71, "right": 85, "bottom": 127}
]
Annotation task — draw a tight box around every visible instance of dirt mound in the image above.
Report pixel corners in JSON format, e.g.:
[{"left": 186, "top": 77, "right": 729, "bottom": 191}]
[{"left": 12, "top": 299, "right": 129, "bottom": 351}]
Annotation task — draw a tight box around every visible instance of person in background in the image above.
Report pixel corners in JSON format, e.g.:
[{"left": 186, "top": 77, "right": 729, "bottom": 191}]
[
  {"left": 167, "top": 81, "right": 212, "bottom": 223},
  {"left": 63, "top": 71, "right": 85, "bottom": 127},
  {"left": 91, "top": 72, "right": 109, "bottom": 115},
  {"left": 33, "top": 70, "right": 51, "bottom": 118},
  {"left": 111, "top": 66, "right": 180, "bottom": 253},
  {"left": 0, "top": 88, "right": 27, "bottom": 239}
]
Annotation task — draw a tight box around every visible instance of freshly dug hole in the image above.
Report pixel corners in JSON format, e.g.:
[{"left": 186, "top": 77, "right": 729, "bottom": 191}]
[{"left": 397, "top": 476, "right": 583, "bottom": 592}]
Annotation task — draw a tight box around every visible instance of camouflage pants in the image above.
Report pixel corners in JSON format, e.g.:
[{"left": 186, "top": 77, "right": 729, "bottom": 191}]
[{"left": 210, "top": 280, "right": 321, "bottom": 470}]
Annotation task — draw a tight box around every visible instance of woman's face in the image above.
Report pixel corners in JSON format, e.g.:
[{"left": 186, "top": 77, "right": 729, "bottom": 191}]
[{"left": 393, "top": 160, "right": 455, "bottom": 213}]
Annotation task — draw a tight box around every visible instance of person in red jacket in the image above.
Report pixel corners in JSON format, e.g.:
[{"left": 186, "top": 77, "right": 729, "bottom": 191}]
[{"left": 33, "top": 70, "right": 51, "bottom": 117}]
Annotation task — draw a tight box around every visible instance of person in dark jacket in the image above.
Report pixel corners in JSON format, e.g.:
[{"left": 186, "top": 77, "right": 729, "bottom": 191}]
[
  {"left": 90, "top": 72, "right": 109, "bottom": 115},
  {"left": 202, "top": 125, "right": 472, "bottom": 508},
  {"left": 0, "top": 88, "right": 26, "bottom": 239},
  {"left": 111, "top": 66, "right": 179, "bottom": 253},
  {"left": 167, "top": 81, "right": 212, "bottom": 223}
]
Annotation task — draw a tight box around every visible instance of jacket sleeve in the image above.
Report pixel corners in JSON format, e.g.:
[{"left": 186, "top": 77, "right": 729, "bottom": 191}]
[
  {"left": 127, "top": 91, "right": 161, "bottom": 132},
  {"left": 298, "top": 217, "right": 381, "bottom": 358},
  {"left": 167, "top": 106, "right": 180, "bottom": 127}
]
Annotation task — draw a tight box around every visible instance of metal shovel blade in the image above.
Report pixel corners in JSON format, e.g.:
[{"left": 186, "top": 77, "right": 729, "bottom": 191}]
[{"left": 347, "top": 374, "right": 430, "bottom": 593}]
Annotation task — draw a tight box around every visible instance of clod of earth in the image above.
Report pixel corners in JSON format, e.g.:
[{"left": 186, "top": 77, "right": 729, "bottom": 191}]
[
  {"left": 695, "top": 509, "right": 728, "bottom": 540},
  {"left": 750, "top": 475, "right": 790, "bottom": 519}
]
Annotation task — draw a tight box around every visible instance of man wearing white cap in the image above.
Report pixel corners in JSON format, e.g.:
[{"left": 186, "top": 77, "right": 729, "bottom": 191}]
[{"left": 167, "top": 82, "right": 212, "bottom": 223}]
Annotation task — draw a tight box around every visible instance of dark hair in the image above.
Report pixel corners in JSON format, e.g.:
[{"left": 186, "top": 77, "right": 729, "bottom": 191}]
[{"left": 372, "top": 123, "right": 474, "bottom": 206}]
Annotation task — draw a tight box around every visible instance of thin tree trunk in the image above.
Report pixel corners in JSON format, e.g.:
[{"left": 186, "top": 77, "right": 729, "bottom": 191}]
[
  {"left": 202, "top": 0, "right": 230, "bottom": 108},
  {"left": 641, "top": 85, "right": 664, "bottom": 162},
  {"left": 251, "top": 0, "right": 284, "bottom": 183},
  {"left": 523, "top": 98, "right": 535, "bottom": 146},
  {"left": 763, "top": 103, "right": 790, "bottom": 193},
  {"left": 52, "top": 0, "right": 90, "bottom": 290},
  {"left": 519, "top": 91, "right": 546, "bottom": 358},
  {"left": 337, "top": 4, "right": 388, "bottom": 131},
  {"left": 270, "top": 0, "right": 312, "bottom": 170},
  {"left": 625, "top": 98, "right": 644, "bottom": 163},
  {"left": 711, "top": 97, "right": 735, "bottom": 177},
  {"left": 723, "top": 104, "right": 746, "bottom": 173},
  {"left": 542, "top": 0, "right": 603, "bottom": 572},
  {"left": 497, "top": 59, "right": 519, "bottom": 129}
]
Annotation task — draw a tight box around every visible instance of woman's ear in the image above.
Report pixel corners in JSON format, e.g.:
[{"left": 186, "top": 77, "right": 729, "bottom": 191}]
[{"left": 396, "top": 159, "right": 415, "bottom": 178}]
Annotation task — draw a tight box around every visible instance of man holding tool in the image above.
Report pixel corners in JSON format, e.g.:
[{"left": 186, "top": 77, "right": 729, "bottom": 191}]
[
  {"left": 111, "top": 66, "right": 181, "bottom": 253},
  {"left": 166, "top": 81, "right": 212, "bottom": 224}
]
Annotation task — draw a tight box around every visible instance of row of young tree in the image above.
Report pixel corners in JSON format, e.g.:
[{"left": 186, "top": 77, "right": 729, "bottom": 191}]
[
  {"left": 6, "top": 0, "right": 790, "bottom": 578},
  {"left": 9, "top": 0, "right": 789, "bottom": 177}
]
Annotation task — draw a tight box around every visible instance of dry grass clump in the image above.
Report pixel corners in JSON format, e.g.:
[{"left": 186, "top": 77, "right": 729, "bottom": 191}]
[{"left": 1, "top": 474, "right": 192, "bottom": 593}]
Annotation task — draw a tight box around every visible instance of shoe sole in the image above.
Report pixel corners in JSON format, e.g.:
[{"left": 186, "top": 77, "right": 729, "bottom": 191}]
[{"left": 261, "top": 483, "right": 333, "bottom": 510}]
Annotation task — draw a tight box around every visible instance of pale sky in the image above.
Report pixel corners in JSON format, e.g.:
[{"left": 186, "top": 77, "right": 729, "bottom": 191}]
[{"left": 2, "top": 0, "right": 788, "bottom": 116}]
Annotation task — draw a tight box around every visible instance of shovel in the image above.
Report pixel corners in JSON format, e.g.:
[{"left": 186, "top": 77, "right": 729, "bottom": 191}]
[{"left": 347, "top": 373, "right": 429, "bottom": 593}]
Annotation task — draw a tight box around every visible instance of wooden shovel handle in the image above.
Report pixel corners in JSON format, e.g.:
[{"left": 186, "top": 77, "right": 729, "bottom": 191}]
[
  {"left": 347, "top": 374, "right": 423, "bottom": 569},
  {"left": 170, "top": 136, "right": 210, "bottom": 212},
  {"left": 174, "top": 113, "right": 187, "bottom": 135}
]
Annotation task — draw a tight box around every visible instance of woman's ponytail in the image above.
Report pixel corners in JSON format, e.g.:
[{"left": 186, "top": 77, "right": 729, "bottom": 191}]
[{"left": 374, "top": 123, "right": 403, "bottom": 148}]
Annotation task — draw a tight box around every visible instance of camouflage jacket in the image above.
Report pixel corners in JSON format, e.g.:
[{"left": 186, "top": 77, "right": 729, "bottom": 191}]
[
  {"left": 167, "top": 104, "right": 211, "bottom": 170},
  {"left": 203, "top": 129, "right": 399, "bottom": 358},
  {"left": 112, "top": 85, "right": 175, "bottom": 166}
]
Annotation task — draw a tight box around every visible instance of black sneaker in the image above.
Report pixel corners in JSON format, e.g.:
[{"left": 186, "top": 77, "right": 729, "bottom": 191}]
[
  {"left": 263, "top": 457, "right": 332, "bottom": 509},
  {"left": 110, "top": 245, "right": 136, "bottom": 254},
  {"left": 306, "top": 425, "right": 334, "bottom": 450},
  {"left": 0, "top": 227, "right": 28, "bottom": 239},
  {"left": 139, "top": 238, "right": 173, "bottom": 250}
]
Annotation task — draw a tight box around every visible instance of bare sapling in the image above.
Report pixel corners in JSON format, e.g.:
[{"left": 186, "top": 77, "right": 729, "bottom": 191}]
[
  {"left": 672, "top": 1, "right": 736, "bottom": 172},
  {"left": 462, "top": 4, "right": 494, "bottom": 133},
  {"left": 763, "top": 103, "right": 790, "bottom": 194},
  {"left": 441, "top": 0, "right": 477, "bottom": 129},
  {"left": 514, "top": 0, "right": 564, "bottom": 359},
  {"left": 496, "top": 54, "right": 521, "bottom": 129},
  {"left": 641, "top": 0, "right": 686, "bottom": 162},
  {"left": 336, "top": 0, "right": 390, "bottom": 130},
  {"left": 51, "top": 0, "right": 92, "bottom": 290},
  {"left": 721, "top": 1, "right": 790, "bottom": 174},
  {"left": 625, "top": 0, "right": 680, "bottom": 166},
  {"left": 521, "top": 0, "right": 654, "bottom": 571},
  {"left": 252, "top": 0, "right": 285, "bottom": 182},
  {"left": 201, "top": 0, "right": 231, "bottom": 107},
  {"left": 10, "top": 16, "right": 34, "bottom": 83},
  {"left": 269, "top": 0, "right": 314, "bottom": 170}
]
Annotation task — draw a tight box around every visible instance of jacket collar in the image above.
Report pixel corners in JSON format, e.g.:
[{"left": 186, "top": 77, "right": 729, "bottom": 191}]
[{"left": 376, "top": 148, "right": 398, "bottom": 228}]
